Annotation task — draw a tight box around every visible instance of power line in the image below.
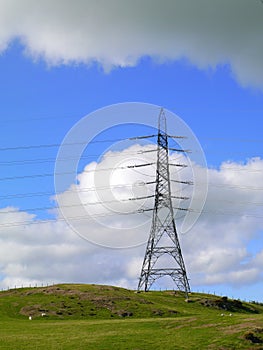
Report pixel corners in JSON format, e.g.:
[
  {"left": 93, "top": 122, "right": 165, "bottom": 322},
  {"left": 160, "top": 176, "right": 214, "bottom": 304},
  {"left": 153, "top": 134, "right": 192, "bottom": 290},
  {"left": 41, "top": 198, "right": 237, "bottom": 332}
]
[
  {"left": 1, "top": 130, "right": 263, "bottom": 230},
  {"left": 0, "top": 196, "right": 154, "bottom": 215},
  {"left": 2, "top": 113, "right": 263, "bottom": 143},
  {"left": 0, "top": 150, "right": 154, "bottom": 166},
  {"left": 1, "top": 175, "right": 263, "bottom": 200},
  {"left": 0, "top": 209, "right": 146, "bottom": 229},
  {"left": 2, "top": 182, "right": 263, "bottom": 208},
  {"left": 0, "top": 135, "right": 158, "bottom": 152},
  {"left": 206, "top": 183, "right": 263, "bottom": 191},
  {"left": 206, "top": 199, "right": 263, "bottom": 207},
  {"left": 0, "top": 182, "right": 150, "bottom": 201},
  {"left": 8, "top": 135, "right": 263, "bottom": 155},
  {"left": 1, "top": 192, "right": 263, "bottom": 228},
  {"left": 211, "top": 166, "right": 263, "bottom": 173},
  {"left": 0, "top": 112, "right": 262, "bottom": 144},
  {"left": 0, "top": 189, "right": 161, "bottom": 215},
  {"left": 141, "top": 206, "right": 263, "bottom": 219},
  {"left": 193, "top": 209, "right": 263, "bottom": 219},
  {"left": 0, "top": 204, "right": 164, "bottom": 229},
  {"left": 0, "top": 114, "right": 81, "bottom": 124},
  {"left": 1, "top": 206, "right": 263, "bottom": 230},
  {"left": 4, "top": 194, "right": 263, "bottom": 208},
  {"left": 0, "top": 163, "right": 158, "bottom": 182},
  {"left": 2, "top": 149, "right": 263, "bottom": 165},
  {"left": 1, "top": 149, "right": 263, "bottom": 179},
  {"left": 198, "top": 137, "right": 263, "bottom": 143}
]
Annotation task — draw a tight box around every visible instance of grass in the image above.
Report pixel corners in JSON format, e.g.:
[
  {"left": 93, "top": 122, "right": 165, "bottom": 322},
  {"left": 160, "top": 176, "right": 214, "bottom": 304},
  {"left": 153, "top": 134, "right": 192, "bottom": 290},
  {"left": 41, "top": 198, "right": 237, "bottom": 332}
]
[{"left": 0, "top": 284, "right": 262, "bottom": 349}]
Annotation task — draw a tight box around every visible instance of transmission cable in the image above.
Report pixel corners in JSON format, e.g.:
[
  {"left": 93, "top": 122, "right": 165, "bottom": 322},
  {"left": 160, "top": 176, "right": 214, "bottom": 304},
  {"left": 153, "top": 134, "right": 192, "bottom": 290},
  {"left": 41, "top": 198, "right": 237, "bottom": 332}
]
[
  {"left": 0, "top": 135, "right": 158, "bottom": 152},
  {"left": 0, "top": 194, "right": 157, "bottom": 215},
  {"left": 1, "top": 204, "right": 263, "bottom": 229},
  {"left": 0, "top": 208, "right": 148, "bottom": 228},
  {"left": 0, "top": 150, "right": 155, "bottom": 166},
  {"left": 0, "top": 163, "right": 157, "bottom": 182}
]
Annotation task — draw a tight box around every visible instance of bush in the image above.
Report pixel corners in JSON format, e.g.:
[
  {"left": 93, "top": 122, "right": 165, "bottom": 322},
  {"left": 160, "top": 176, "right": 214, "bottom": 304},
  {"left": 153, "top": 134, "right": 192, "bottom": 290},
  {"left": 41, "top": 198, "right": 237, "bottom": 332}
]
[{"left": 244, "top": 330, "right": 263, "bottom": 344}]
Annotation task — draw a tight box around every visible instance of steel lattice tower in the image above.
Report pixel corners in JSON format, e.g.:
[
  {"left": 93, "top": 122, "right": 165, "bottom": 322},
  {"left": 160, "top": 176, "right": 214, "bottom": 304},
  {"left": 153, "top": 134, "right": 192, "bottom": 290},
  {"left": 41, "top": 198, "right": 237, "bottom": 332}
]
[{"left": 137, "top": 109, "right": 190, "bottom": 296}]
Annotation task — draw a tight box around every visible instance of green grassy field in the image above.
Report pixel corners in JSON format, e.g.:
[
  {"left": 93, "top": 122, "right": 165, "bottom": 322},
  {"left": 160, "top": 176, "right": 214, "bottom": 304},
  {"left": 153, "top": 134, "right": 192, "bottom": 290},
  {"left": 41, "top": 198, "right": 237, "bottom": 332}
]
[{"left": 0, "top": 284, "right": 262, "bottom": 349}]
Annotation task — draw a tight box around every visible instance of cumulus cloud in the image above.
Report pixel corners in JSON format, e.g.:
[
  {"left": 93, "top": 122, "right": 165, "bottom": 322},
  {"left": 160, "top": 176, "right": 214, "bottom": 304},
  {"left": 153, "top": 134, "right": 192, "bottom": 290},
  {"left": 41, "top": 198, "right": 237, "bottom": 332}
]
[
  {"left": 0, "top": 146, "right": 263, "bottom": 295},
  {"left": 0, "top": 0, "right": 262, "bottom": 88},
  {"left": 55, "top": 144, "right": 194, "bottom": 248},
  {"left": 183, "top": 158, "right": 263, "bottom": 289}
]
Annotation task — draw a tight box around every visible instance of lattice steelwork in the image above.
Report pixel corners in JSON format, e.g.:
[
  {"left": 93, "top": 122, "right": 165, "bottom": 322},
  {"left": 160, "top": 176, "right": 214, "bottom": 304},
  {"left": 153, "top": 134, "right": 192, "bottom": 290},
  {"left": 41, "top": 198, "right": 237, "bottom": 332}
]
[{"left": 137, "top": 109, "right": 190, "bottom": 296}]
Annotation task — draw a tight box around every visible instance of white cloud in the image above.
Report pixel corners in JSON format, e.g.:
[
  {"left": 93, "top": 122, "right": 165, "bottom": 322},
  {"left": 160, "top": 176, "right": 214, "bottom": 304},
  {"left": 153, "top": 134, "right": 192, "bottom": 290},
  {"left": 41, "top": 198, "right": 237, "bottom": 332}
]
[
  {"left": 0, "top": 0, "right": 262, "bottom": 88},
  {"left": 0, "top": 147, "right": 263, "bottom": 295},
  {"left": 203, "top": 268, "right": 261, "bottom": 286},
  {"left": 182, "top": 158, "right": 263, "bottom": 289}
]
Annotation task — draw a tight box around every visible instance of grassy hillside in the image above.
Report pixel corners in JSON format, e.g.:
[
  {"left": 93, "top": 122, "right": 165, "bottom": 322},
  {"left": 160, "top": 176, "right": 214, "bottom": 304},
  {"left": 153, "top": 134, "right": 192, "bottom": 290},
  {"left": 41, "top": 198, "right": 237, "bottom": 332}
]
[{"left": 0, "top": 284, "right": 262, "bottom": 349}]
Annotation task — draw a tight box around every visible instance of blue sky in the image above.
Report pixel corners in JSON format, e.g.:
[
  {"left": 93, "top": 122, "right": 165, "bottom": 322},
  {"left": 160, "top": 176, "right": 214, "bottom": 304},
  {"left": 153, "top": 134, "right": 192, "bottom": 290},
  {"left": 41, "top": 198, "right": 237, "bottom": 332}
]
[
  {"left": 0, "top": 0, "right": 263, "bottom": 301},
  {"left": 2, "top": 44, "right": 263, "bottom": 165}
]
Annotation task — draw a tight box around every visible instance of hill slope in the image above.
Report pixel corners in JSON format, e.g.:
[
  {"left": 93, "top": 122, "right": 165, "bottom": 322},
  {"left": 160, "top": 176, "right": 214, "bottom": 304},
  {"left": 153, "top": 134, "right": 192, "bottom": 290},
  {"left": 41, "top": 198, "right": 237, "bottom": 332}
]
[{"left": 0, "top": 284, "right": 262, "bottom": 349}]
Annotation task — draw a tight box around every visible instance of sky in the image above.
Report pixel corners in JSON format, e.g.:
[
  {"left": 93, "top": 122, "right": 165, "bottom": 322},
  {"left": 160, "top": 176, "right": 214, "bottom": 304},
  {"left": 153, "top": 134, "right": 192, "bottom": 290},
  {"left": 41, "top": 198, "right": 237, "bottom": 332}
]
[{"left": 0, "top": 0, "right": 263, "bottom": 301}]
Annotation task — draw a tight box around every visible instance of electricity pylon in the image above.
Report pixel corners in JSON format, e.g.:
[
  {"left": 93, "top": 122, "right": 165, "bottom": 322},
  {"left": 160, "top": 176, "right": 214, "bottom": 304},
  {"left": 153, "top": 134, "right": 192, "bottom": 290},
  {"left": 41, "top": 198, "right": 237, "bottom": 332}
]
[{"left": 137, "top": 109, "right": 190, "bottom": 296}]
